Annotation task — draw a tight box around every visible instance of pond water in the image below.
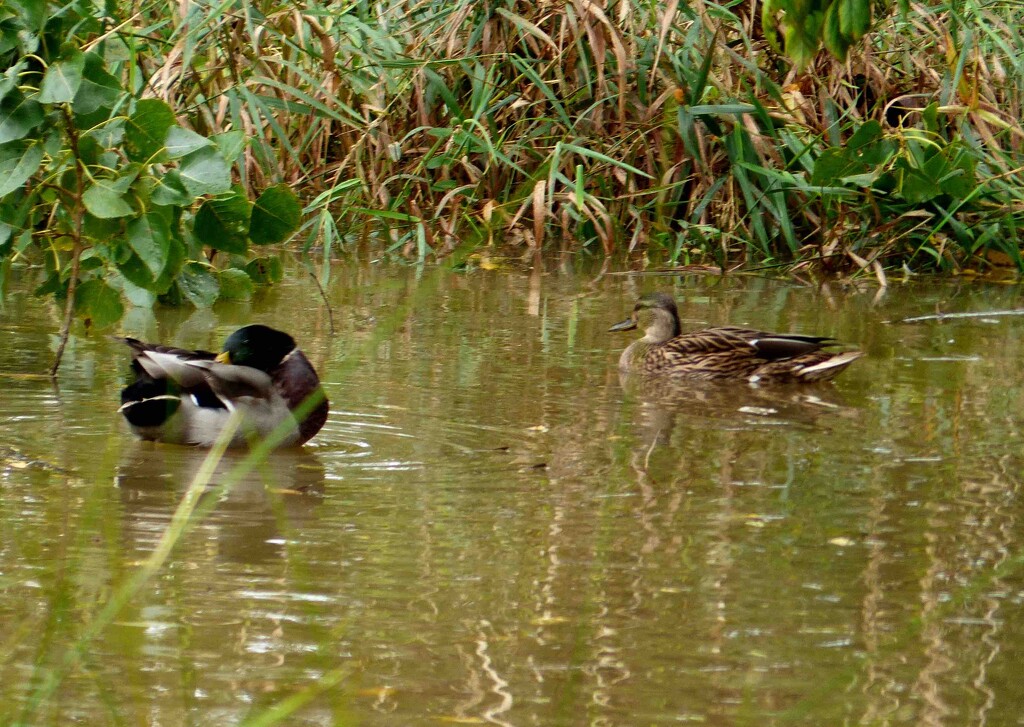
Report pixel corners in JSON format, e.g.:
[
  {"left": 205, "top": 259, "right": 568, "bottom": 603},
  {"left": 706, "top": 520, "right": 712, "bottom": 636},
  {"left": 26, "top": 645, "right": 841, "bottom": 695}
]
[{"left": 2, "top": 258, "right": 1024, "bottom": 725}]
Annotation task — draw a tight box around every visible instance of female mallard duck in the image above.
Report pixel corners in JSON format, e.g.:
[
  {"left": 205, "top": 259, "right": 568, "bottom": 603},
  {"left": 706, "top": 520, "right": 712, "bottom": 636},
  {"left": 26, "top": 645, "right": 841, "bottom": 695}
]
[
  {"left": 610, "top": 292, "right": 861, "bottom": 383},
  {"left": 118, "top": 325, "right": 329, "bottom": 447}
]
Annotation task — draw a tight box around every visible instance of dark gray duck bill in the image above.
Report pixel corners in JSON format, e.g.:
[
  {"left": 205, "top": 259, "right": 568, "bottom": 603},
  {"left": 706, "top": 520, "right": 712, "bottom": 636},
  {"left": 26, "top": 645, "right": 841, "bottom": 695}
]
[{"left": 608, "top": 318, "right": 637, "bottom": 332}]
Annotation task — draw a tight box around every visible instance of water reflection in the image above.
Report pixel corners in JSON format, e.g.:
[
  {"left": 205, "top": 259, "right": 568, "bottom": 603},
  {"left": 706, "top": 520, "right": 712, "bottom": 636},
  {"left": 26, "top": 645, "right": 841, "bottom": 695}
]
[
  {"left": 3, "top": 265, "right": 1024, "bottom": 724},
  {"left": 116, "top": 444, "right": 325, "bottom": 564},
  {"left": 621, "top": 370, "right": 854, "bottom": 439}
]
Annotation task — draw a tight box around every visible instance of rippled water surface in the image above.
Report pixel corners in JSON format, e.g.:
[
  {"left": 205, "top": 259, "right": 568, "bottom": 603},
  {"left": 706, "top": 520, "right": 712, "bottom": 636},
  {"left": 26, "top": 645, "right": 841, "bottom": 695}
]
[{"left": 3, "top": 260, "right": 1024, "bottom": 725}]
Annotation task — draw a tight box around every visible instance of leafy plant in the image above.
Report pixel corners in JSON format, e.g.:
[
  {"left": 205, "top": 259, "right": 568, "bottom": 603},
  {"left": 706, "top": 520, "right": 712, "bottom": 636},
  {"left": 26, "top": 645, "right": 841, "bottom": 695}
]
[
  {"left": 806, "top": 112, "right": 1005, "bottom": 270},
  {"left": 0, "top": 2, "right": 301, "bottom": 373},
  {"left": 4, "top": 0, "right": 1024, "bottom": 318},
  {"left": 762, "top": 0, "right": 892, "bottom": 69}
]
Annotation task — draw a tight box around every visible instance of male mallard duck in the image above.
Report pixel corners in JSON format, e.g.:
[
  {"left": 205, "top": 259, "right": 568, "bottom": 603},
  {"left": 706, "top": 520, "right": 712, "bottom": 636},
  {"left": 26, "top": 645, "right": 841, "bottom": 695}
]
[
  {"left": 118, "top": 325, "right": 329, "bottom": 447},
  {"left": 610, "top": 292, "right": 862, "bottom": 383}
]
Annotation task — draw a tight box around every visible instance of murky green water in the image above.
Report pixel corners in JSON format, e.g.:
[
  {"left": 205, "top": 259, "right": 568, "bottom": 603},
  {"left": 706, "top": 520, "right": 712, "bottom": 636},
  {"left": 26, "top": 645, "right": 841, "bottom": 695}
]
[{"left": 3, "top": 259, "right": 1024, "bottom": 725}]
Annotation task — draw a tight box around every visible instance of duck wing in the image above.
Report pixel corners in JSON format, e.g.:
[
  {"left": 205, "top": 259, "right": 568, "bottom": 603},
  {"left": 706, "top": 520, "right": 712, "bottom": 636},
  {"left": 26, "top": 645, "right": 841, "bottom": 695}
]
[
  {"left": 184, "top": 359, "right": 275, "bottom": 402},
  {"left": 747, "top": 334, "right": 836, "bottom": 361},
  {"left": 665, "top": 327, "right": 834, "bottom": 359},
  {"left": 121, "top": 337, "right": 217, "bottom": 363},
  {"left": 128, "top": 348, "right": 274, "bottom": 401},
  {"left": 121, "top": 337, "right": 265, "bottom": 389},
  {"left": 131, "top": 349, "right": 214, "bottom": 389}
]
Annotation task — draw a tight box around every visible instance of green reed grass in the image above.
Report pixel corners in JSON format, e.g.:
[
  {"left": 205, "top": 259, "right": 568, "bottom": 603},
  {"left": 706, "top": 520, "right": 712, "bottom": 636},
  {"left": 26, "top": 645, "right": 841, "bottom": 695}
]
[{"left": 111, "top": 0, "right": 1024, "bottom": 272}]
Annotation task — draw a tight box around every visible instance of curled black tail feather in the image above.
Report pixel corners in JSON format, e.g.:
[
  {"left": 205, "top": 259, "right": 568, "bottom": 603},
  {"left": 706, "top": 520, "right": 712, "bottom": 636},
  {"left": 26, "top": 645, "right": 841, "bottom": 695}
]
[{"left": 120, "top": 369, "right": 181, "bottom": 428}]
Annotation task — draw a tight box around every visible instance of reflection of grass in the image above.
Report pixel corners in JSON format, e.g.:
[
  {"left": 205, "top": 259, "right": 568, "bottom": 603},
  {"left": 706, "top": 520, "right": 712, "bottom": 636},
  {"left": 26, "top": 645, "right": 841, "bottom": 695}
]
[
  {"left": 15, "top": 412, "right": 347, "bottom": 726},
  {"left": 237, "top": 666, "right": 350, "bottom": 727},
  {"left": 20, "top": 414, "right": 240, "bottom": 722}
]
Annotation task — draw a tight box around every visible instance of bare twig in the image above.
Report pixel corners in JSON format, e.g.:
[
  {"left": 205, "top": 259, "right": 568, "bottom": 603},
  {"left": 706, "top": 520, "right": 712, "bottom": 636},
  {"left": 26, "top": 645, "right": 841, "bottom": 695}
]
[
  {"left": 50, "top": 107, "right": 86, "bottom": 378},
  {"left": 307, "top": 269, "right": 336, "bottom": 335},
  {"left": 898, "top": 309, "right": 1024, "bottom": 324}
]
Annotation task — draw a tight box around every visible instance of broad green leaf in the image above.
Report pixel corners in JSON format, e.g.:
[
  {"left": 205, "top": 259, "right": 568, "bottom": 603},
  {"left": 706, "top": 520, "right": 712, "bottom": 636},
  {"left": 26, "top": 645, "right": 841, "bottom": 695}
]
[
  {"left": 854, "top": 139, "right": 894, "bottom": 167},
  {"left": 0, "top": 30, "right": 14, "bottom": 64},
  {"left": 940, "top": 154, "right": 976, "bottom": 199},
  {"left": 822, "top": 2, "right": 848, "bottom": 58},
  {"left": 125, "top": 99, "right": 175, "bottom": 162},
  {"left": 782, "top": 25, "right": 816, "bottom": 71},
  {"left": 35, "top": 269, "right": 63, "bottom": 297},
  {"left": 179, "top": 146, "right": 231, "bottom": 196},
  {"left": 245, "top": 255, "right": 283, "bottom": 285},
  {"left": 117, "top": 250, "right": 154, "bottom": 290},
  {"left": 848, "top": 0, "right": 872, "bottom": 39},
  {"left": 923, "top": 103, "right": 940, "bottom": 134},
  {"left": 0, "top": 90, "right": 44, "bottom": 143},
  {"left": 425, "top": 153, "right": 457, "bottom": 170},
  {"left": 74, "top": 278, "right": 124, "bottom": 327},
  {"left": 118, "top": 236, "right": 184, "bottom": 294},
  {"left": 8, "top": 228, "right": 32, "bottom": 257},
  {"left": 848, "top": 120, "right": 882, "bottom": 149},
  {"left": 8, "top": 1, "right": 45, "bottom": 31},
  {"left": 194, "top": 190, "right": 251, "bottom": 253},
  {"left": 250, "top": 184, "right": 300, "bottom": 245},
  {"left": 761, "top": 0, "right": 780, "bottom": 45},
  {"left": 176, "top": 262, "right": 220, "bottom": 307},
  {"left": 810, "top": 148, "right": 860, "bottom": 186},
  {"left": 211, "top": 129, "right": 246, "bottom": 162},
  {"left": 126, "top": 212, "right": 170, "bottom": 277},
  {"left": 154, "top": 235, "right": 186, "bottom": 293},
  {"left": 82, "top": 212, "right": 123, "bottom": 241},
  {"left": 897, "top": 163, "right": 940, "bottom": 204},
  {"left": 839, "top": 173, "right": 878, "bottom": 187},
  {"left": 83, "top": 176, "right": 135, "bottom": 218},
  {"left": 0, "top": 141, "right": 43, "bottom": 197},
  {"left": 73, "top": 52, "right": 121, "bottom": 115},
  {"left": 165, "top": 126, "right": 213, "bottom": 159},
  {"left": 0, "top": 64, "right": 21, "bottom": 100},
  {"left": 84, "top": 117, "right": 125, "bottom": 149},
  {"left": 73, "top": 134, "right": 103, "bottom": 166},
  {"left": 838, "top": 0, "right": 858, "bottom": 37},
  {"left": 149, "top": 169, "right": 192, "bottom": 206},
  {"left": 38, "top": 48, "right": 85, "bottom": 104},
  {"left": 218, "top": 268, "right": 254, "bottom": 300},
  {"left": 57, "top": 166, "right": 83, "bottom": 197},
  {"left": 119, "top": 275, "right": 157, "bottom": 307},
  {"left": 922, "top": 149, "right": 949, "bottom": 183},
  {"left": 78, "top": 248, "right": 105, "bottom": 271}
]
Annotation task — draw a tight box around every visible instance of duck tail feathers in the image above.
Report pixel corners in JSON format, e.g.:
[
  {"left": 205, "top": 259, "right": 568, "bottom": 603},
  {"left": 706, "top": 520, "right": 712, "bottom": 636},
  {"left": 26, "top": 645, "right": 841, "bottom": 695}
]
[{"left": 798, "top": 350, "right": 863, "bottom": 381}]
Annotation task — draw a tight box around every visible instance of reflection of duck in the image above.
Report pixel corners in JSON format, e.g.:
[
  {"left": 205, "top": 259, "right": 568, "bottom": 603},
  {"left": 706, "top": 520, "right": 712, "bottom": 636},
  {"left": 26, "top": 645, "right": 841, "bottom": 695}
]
[
  {"left": 622, "top": 371, "right": 851, "bottom": 424},
  {"left": 116, "top": 444, "right": 326, "bottom": 564},
  {"left": 118, "top": 325, "right": 329, "bottom": 447},
  {"left": 610, "top": 293, "right": 861, "bottom": 383},
  {"left": 116, "top": 442, "right": 327, "bottom": 495},
  {"left": 620, "top": 372, "right": 857, "bottom": 456}
]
